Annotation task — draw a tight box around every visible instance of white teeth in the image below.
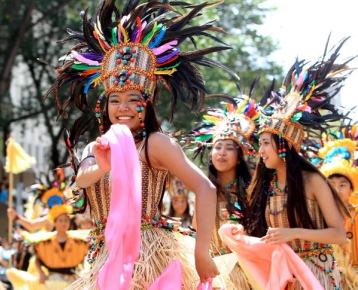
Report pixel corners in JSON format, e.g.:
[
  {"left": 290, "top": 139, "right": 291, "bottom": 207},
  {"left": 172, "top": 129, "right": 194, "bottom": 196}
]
[{"left": 117, "top": 116, "right": 132, "bottom": 120}]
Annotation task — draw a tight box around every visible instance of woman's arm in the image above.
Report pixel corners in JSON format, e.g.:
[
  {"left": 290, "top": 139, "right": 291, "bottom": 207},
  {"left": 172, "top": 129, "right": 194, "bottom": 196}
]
[
  {"left": 263, "top": 172, "right": 346, "bottom": 245},
  {"left": 7, "top": 208, "right": 51, "bottom": 232},
  {"left": 35, "top": 257, "right": 47, "bottom": 283},
  {"left": 300, "top": 172, "right": 346, "bottom": 244},
  {"left": 76, "top": 139, "right": 110, "bottom": 188},
  {"left": 146, "top": 133, "right": 218, "bottom": 281}
]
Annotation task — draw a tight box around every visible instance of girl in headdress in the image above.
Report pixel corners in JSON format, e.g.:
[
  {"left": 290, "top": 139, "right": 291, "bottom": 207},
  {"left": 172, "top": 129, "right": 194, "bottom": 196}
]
[
  {"left": 167, "top": 176, "right": 193, "bottom": 229},
  {"left": 46, "top": 0, "right": 239, "bottom": 288},
  {"left": 185, "top": 95, "right": 259, "bottom": 289},
  {"left": 230, "top": 39, "right": 353, "bottom": 289},
  {"left": 6, "top": 188, "right": 88, "bottom": 290}
]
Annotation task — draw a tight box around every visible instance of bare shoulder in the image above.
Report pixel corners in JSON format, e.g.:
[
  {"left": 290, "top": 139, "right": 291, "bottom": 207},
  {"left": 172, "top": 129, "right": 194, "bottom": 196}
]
[
  {"left": 147, "top": 132, "right": 178, "bottom": 150},
  {"left": 304, "top": 171, "right": 326, "bottom": 185},
  {"left": 145, "top": 132, "right": 182, "bottom": 168},
  {"left": 303, "top": 171, "right": 330, "bottom": 199}
]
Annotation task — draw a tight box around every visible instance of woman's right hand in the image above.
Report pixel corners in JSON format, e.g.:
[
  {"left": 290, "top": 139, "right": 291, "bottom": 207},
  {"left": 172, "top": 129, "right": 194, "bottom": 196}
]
[
  {"left": 93, "top": 137, "right": 111, "bottom": 173},
  {"left": 231, "top": 224, "right": 244, "bottom": 235},
  {"left": 39, "top": 270, "right": 47, "bottom": 284},
  {"left": 7, "top": 208, "right": 18, "bottom": 221}
]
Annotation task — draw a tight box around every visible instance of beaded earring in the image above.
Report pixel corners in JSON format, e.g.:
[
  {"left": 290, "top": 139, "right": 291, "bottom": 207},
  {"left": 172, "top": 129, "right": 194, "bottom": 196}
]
[
  {"left": 136, "top": 100, "right": 147, "bottom": 139},
  {"left": 95, "top": 93, "right": 106, "bottom": 134},
  {"left": 278, "top": 135, "right": 286, "bottom": 162}
]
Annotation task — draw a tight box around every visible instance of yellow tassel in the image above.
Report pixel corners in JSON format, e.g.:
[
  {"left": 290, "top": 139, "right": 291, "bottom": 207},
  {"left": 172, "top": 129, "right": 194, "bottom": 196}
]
[
  {"left": 154, "top": 68, "right": 177, "bottom": 75},
  {"left": 119, "top": 25, "right": 129, "bottom": 43}
]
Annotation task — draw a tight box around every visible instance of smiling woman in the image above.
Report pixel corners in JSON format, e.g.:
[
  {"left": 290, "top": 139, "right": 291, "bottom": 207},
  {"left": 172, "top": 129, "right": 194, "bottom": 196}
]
[
  {"left": 243, "top": 40, "right": 352, "bottom": 290},
  {"left": 45, "top": 0, "right": 239, "bottom": 289}
]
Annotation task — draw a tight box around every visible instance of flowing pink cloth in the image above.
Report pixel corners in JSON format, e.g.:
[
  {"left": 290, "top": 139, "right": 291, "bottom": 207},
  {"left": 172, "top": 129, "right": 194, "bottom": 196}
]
[
  {"left": 97, "top": 125, "right": 142, "bottom": 290},
  {"left": 148, "top": 260, "right": 182, "bottom": 290},
  {"left": 218, "top": 224, "right": 324, "bottom": 290},
  {"left": 97, "top": 124, "right": 182, "bottom": 290},
  {"left": 197, "top": 281, "right": 213, "bottom": 290}
]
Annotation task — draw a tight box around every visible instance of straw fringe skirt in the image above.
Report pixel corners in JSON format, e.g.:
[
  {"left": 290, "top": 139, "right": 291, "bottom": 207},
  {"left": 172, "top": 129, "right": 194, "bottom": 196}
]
[
  {"left": 66, "top": 228, "right": 197, "bottom": 290},
  {"left": 333, "top": 244, "right": 358, "bottom": 290}
]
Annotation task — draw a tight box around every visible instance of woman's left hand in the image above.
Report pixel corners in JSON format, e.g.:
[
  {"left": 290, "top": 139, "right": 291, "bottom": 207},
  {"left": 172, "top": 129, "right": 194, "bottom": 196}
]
[
  {"left": 261, "top": 227, "right": 297, "bottom": 244},
  {"left": 195, "top": 249, "right": 219, "bottom": 282}
]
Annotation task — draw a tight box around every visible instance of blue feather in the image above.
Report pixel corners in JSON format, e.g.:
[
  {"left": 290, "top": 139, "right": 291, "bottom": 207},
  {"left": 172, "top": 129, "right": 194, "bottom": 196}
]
[
  {"left": 83, "top": 72, "right": 100, "bottom": 93},
  {"left": 148, "top": 26, "right": 167, "bottom": 49}
]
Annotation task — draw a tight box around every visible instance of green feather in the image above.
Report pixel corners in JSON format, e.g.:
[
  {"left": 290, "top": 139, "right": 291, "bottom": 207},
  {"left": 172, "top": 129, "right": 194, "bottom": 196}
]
[
  {"left": 112, "top": 27, "right": 118, "bottom": 45},
  {"left": 291, "top": 112, "right": 302, "bottom": 122},
  {"left": 71, "top": 64, "right": 101, "bottom": 70}
]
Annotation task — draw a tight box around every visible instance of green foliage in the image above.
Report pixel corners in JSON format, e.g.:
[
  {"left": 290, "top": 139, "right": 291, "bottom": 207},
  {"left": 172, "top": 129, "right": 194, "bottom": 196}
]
[{"left": 156, "top": 0, "right": 283, "bottom": 132}]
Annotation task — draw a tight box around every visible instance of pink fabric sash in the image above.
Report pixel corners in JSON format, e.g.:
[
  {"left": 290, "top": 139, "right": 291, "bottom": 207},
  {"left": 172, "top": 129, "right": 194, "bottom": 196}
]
[
  {"left": 97, "top": 124, "right": 183, "bottom": 289},
  {"left": 148, "top": 260, "right": 182, "bottom": 290},
  {"left": 97, "top": 125, "right": 142, "bottom": 290},
  {"left": 218, "top": 224, "right": 324, "bottom": 290}
]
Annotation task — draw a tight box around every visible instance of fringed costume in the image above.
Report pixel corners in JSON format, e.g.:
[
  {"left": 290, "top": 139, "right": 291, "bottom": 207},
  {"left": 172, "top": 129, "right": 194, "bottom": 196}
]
[
  {"left": 265, "top": 194, "right": 341, "bottom": 289},
  {"left": 69, "top": 144, "right": 197, "bottom": 289},
  {"left": 184, "top": 95, "right": 260, "bottom": 289},
  {"left": 255, "top": 37, "right": 355, "bottom": 290},
  {"left": 46, "top": 0, "right": 237, "bottom": 288},
  {"left": 307, "top": 124, "right": 358, "bottom": 289}
]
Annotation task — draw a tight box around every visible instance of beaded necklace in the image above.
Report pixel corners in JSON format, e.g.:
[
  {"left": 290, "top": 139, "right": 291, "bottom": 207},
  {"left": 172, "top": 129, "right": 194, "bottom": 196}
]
[
  {"left": 133, "top": 128, "right": 146, "bottom": 144},
  {"left": 270, "top": 171, "right": 287, "bottom": 196},
  {"left": 268, "top": 172, "right": 288, "bottom": 216},
  {"left": 223, "top": 178, "right": 237, "bottom": 193},
  {"left": 221, "top": 178, "right": 245, "bottom": 221}
]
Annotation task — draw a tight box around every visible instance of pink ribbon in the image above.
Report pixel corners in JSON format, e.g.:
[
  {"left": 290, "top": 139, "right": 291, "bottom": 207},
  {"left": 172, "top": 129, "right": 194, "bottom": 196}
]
[
  {"left": 218, "top": 224, "right": 324, "bottom": 290},
  {"left": 71, "top": 50, "right": 100, "bottom": 66},
  {"left": 97, "top": 124, "right": 142, "bottom": 290},
  {"left": 152, "top": 40, "right": 178, "bottom": 55},
  {"left": 148, "top": 260, "right": 183, "bottom": 290}
]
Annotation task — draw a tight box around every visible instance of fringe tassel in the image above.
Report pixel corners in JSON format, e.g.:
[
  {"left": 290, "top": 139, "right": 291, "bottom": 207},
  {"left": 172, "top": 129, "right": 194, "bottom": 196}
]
[
  {"left": 66, "top": 228, "right": 197, "bottom": 290},
  {"left": 289, "top": 254, "right": 342, "bottom": 290}
]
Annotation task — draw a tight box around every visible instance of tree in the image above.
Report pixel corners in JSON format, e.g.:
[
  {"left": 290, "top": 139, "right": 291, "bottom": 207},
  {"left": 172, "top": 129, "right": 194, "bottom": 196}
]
[
  {"left": 156, "top": 0, "right": 283, "bottom": 131},
  {"left": 0, "top": 0, "right": 95, "bottom": 167}
]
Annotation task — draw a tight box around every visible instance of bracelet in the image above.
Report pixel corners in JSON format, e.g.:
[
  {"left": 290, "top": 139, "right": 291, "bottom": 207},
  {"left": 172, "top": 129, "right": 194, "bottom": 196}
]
[{"left": 14, "top": 213, "right": 19, "bottom": 221}]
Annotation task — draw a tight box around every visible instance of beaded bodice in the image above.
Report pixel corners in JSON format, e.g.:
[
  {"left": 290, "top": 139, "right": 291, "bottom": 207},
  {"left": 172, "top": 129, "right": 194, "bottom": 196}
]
[
  {"left": 86, "top": 161, "right": 168, "bottom": 225},
  {"left": 265, "top": 195, "right": 326, "bottom": 251}
]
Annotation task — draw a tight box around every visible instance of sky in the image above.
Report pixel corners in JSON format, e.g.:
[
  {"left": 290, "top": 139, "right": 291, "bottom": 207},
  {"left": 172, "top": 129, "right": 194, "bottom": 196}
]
[{"left": 258, "top": 0, "right": 358, "bottom": 120}]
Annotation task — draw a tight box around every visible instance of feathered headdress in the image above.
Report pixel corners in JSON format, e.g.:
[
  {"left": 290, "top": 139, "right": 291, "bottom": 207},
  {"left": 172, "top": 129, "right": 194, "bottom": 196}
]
[
  {"left": 47, "top": 0, "right": 237, "bottom": 141},
  {"left": 26, "top": 169, "right": 73, "bottom": 221},
  {"left": 167, "top": 175, "right": 189, "bottom": 199},
  {"left": 259, "top": 37, "right": 354, "bottom": 152},
  {"left": 41, "top": 187, "right": 73, "bottom": 222},
  {"left": 317, "top": 124, "right": 358, "bottom": 192},
  {"left": 183, "top": 94, "right": 259, "bottom": 157}
]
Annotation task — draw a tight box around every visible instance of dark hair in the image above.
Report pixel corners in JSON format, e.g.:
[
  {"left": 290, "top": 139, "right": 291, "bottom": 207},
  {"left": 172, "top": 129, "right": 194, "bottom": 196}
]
[
  {"left": 246, "top": 133, "right": 349, "bottom": 237},
  {"left": 328, "top": 173, "right": 354, "bottom": 190},
  {"left": 102, "top": 91, "right": 162, "bottom": 167},
  {"left": 208, "top": 144, "right": 251, "bottom": 226}
]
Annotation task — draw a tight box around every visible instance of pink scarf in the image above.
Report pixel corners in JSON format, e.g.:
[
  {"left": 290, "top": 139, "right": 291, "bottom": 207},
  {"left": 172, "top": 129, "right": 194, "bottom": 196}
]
[
  {"left": 97, "top": 125, "right": 142, "bottom": 290},
  {"left": 97, "top": 125, "right": 183, "bottom": 290},
  {"left": 218, "top": 224, "right": 324, "bottom": 290}
]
